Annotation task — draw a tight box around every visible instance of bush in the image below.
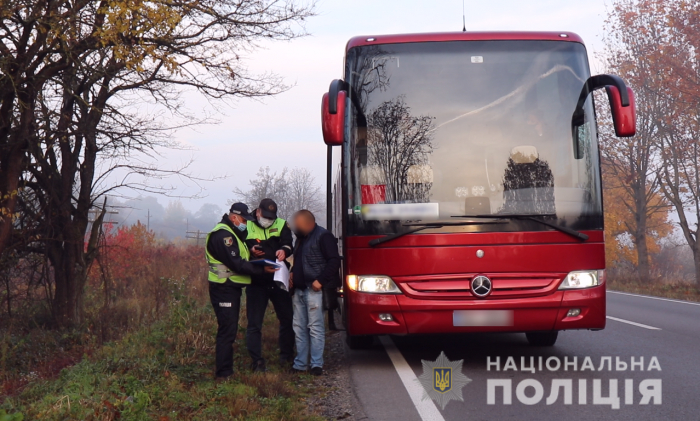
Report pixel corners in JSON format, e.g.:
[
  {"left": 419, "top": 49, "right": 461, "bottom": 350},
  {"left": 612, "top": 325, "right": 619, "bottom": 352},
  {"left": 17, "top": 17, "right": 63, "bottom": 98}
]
[{"left": 1, "top": 224, "right": 209, "bottom": 400}]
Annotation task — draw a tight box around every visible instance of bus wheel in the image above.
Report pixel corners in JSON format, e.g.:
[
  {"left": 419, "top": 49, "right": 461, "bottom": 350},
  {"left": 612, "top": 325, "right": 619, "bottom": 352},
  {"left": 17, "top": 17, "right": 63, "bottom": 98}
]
[
  {"left": 346, "top": 333, "right": 374, "bottom": 349},
  {"left": 525, "top": 331, "right": 559, "bottom": 346}
]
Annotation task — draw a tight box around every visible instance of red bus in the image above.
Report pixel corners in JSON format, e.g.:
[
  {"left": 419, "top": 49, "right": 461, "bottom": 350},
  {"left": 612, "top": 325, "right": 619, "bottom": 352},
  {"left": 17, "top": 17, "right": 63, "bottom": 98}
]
[{"left": 320, "top": 32, "right": 636, "bottom": 348}]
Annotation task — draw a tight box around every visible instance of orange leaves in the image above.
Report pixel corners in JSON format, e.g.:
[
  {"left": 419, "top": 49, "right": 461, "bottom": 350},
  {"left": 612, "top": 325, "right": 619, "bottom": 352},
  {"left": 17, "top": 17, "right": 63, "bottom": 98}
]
[
  {"left": 88, "top": 220, "right": 208, "bottom": 313},
  {"left": 602, "top": 0, "right": 699, "bottom": 278},
  {"left": 603, "top": 161, "right": 673, "bottom": 268}
]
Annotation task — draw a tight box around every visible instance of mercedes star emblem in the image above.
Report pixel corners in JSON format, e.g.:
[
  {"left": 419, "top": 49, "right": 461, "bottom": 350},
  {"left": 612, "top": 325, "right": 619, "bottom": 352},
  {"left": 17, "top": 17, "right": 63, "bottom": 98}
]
[{"left": 471, "top": 275, "right": 492, "bottom": 297}]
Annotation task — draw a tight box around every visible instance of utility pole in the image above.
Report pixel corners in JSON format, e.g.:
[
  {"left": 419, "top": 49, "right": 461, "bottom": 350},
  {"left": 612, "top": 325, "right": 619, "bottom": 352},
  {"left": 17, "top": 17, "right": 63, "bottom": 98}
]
[
  {"left": 88, "top": 208, "right": 119, "bottom": 225},
  {"left": 87, "top": 206, "right": 119, "bottom": 243},
  {"left": 186, "top": 229, "right": 207, "bottom": 246}
]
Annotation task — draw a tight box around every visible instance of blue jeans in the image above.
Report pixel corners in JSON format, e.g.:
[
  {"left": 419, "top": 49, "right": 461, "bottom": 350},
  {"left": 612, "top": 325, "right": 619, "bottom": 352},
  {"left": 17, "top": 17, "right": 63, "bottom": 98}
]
[{"left": 292, "top": 288, "right": 325, "bottom": 370}]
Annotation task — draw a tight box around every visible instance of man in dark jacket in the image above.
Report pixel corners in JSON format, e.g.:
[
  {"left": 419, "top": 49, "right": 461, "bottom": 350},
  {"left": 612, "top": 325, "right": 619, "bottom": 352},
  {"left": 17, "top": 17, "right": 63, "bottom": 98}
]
[
  {"left": 244, "top": 198, "right": 295, "bottom": 372},
  {"left": 290, "top": 209, "right": 341, "bottom": 376},
  {"left": 205, "top": 203, "right": 276, "bottom": 379}
]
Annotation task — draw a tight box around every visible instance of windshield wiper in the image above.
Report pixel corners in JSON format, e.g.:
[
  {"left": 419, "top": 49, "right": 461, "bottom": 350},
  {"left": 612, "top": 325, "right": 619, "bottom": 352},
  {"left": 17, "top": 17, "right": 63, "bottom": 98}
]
[
  {"left": 451, "top": 214, "right": 589, "bottom": 241},
  {"left": 368, "top": 219, "right": 507, "bottom": 247}
]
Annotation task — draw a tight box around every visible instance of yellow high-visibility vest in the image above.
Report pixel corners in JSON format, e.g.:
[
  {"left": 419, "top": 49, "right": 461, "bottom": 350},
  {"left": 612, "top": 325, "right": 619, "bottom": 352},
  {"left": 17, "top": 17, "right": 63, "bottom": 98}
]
[
  {"left": 205, "top": 223, "right": 251, "bottom": 285},
  {"left": 246, "top": 218, "right": 286, "bottom": 241}
]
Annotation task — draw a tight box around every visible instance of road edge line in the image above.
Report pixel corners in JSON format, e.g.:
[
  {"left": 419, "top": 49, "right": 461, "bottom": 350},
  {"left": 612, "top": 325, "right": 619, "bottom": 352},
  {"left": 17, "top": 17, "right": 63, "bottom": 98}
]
[
  {"left": 606, "top": 316, "right": 661, "bottom": 330},
  {"left": 608, "top": 290, "right": 700, "bottom": 306},
  {"left": 379, "top": 335, "right": 446, "bottom": 421}
]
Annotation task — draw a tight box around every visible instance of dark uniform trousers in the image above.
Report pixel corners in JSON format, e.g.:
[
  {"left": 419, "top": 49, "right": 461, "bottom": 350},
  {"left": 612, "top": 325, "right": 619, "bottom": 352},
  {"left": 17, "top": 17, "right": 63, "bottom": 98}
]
[
  {"left": 209, "top": 280, "right": 243, "bottom": 378},
  {"left": 245, "top": 283, "right": 295, "bottom": 363}
]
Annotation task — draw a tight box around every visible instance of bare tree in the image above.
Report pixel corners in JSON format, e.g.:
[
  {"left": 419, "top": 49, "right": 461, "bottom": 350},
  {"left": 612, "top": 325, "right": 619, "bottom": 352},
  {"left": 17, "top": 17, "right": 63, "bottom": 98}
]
[
  {"left": 233, "top": 166, "right": 324, "bottom": 222},
  {"left": 657, "top": 0, "right": 700, "bottom": 285},
  {"left": 233, "top": 166, "right": 290, "bottom": 213},
  {"left": 366, "top": 96, "right": 435, "bottom": 203},
  {"left": 286, "top": 167, "right": 324, "bottom": 219}
]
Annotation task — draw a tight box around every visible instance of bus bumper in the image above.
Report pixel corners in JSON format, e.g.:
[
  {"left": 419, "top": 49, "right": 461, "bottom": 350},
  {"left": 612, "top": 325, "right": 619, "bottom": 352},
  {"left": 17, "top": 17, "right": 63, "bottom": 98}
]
[{"left": 346, "top": 284, "right": 605, "bottom": 335}]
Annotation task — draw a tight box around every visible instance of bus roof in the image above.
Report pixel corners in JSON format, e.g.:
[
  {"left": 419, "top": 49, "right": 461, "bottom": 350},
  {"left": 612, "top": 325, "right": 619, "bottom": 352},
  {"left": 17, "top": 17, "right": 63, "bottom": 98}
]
[{"left": 345, "top": 31, "right": 584, "bottom": 51}]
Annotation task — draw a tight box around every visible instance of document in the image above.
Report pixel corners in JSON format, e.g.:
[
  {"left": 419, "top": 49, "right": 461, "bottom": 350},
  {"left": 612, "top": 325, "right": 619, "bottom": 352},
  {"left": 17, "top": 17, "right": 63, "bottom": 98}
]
[
  {"left": 273, "top": 260, "right": 290, "bottom": 291},
  {"left": 249, "top": 259, "right": 281, "bottom": 267}
]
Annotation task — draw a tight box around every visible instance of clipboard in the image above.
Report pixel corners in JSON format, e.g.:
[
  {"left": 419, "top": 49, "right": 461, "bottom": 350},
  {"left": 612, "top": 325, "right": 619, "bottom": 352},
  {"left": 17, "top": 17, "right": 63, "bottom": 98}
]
[{"left": 249, "top": 259, "right": 282, "bottom": 268}]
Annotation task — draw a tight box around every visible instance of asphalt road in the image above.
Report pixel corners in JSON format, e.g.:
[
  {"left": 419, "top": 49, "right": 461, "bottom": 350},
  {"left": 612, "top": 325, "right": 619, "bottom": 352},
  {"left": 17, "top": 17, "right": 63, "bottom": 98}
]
[{"left": 346, "top": 291, "right": 700, "bottom": 421}]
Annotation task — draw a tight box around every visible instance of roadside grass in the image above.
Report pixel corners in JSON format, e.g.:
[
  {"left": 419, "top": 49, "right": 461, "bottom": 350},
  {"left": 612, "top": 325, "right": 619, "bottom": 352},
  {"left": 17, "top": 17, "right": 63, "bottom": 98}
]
[
  {"left": 0, "top": 327, "right": 94, "bottom": 398},
  {"left": 1, "top": 298, "right": 323, "bottom": 420},
  {"left": 607, "top": 276, "right": 700, "bottom": 303}
]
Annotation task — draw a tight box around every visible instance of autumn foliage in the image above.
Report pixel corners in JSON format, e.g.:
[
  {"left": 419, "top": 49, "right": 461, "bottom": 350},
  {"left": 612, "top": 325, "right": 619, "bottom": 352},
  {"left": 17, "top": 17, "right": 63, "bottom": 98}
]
[
  {"left": 602, "top": 160, "right": 673, "bottom": 270},
  {"left": 88, "top": 223, "right": 208, "bottom": 337},
  {"left": 601, "top": 0, "right": 700, "bottom": 284}
]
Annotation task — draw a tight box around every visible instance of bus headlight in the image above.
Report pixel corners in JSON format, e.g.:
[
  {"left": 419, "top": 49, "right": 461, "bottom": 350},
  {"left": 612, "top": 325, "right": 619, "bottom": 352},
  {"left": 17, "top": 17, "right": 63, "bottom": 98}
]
[
  {"left": 558, "top": 270, "right": 603, "bottom": 289},
  {"left": 348, "top": 275, "right": 402, "bottom": 294}
]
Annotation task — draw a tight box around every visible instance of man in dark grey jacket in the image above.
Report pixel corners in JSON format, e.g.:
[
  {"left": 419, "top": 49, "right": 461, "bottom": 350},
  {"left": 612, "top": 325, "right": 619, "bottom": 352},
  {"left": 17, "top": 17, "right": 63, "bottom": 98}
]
[{"left": 290, "top": 209, "right": 341, "bottom": 376}]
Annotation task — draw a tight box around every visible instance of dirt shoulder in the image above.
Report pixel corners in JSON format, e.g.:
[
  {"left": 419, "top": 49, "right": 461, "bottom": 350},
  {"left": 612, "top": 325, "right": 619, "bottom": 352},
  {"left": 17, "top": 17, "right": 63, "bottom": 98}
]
[{"left": 301, "top": 323, "right": 368, "bottom": 420}]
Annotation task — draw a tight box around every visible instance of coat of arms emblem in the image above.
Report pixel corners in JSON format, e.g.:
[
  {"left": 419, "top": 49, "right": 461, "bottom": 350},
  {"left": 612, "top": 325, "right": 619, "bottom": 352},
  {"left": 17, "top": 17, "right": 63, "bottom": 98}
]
[{"left": 433, "top": 367, "right": 452, "bottom": 393}]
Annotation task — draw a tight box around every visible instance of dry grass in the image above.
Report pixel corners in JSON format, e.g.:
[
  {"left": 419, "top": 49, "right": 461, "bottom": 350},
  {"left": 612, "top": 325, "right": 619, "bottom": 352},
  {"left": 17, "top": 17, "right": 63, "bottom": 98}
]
[
  {"left": 607, "top": 273, "right": 700, "bottom": 302},
  {"left": 1, "top": 298, "right": 323, "bottom": 420}
]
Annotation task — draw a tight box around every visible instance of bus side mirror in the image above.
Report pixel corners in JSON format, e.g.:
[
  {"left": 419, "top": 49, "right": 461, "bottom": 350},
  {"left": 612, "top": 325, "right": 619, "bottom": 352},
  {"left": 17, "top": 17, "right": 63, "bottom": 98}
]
[
  {"left": 606, "top": 85, "right": 636, "bottom": 137},
  {"left": 572, "top": 74, "right": 636, "bottom": 158},
  {"left": 321, "top": 80, "right": 347, "bottom": 146}
]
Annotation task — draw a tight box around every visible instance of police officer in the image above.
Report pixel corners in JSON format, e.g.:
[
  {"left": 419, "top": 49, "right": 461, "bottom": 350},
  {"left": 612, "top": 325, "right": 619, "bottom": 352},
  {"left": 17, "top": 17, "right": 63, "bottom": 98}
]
[
  {"left": 206, "top": 203, "right": 276, "bottom": 379},
  {"left": 245, "top": 198, "right": 294, "bottom": 372}
]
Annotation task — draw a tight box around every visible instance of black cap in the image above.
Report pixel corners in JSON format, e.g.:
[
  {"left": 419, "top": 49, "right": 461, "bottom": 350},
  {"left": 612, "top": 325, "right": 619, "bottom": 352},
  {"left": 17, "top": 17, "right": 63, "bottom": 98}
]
[
  {"left": 258, "top": 198, "right": 278, "bottom": 219},
  {"left": 229, "top": 202, "right": 255, "bottom": 221}
]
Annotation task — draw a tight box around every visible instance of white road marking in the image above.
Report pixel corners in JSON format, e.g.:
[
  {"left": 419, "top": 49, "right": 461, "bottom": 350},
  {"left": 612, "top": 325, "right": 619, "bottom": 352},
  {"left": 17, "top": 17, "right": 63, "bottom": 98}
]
[
  {"left": 609, "top": 290, "right": 700, "bottom": 307},
  {"left": 379, "top": 336, "right": 446, "bottom": 421},
  {"left": 606, "top": 316, "right": 661, "bottom": 330}
]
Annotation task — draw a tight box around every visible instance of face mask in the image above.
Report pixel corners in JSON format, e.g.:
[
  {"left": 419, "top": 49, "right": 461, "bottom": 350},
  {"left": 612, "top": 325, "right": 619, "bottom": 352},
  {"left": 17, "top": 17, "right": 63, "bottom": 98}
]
[
  {"left": 235, "top": 221, "right": 247, "bottom": 232},
  {"left": 258, "top": 216, "right": 274, "bottom": 229}
]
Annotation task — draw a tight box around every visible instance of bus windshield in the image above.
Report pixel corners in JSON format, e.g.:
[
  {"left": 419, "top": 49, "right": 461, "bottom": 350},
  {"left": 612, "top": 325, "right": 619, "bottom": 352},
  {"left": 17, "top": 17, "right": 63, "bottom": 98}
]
[{"left": 344, "top": 40, "right": 602, "bottom": 236}]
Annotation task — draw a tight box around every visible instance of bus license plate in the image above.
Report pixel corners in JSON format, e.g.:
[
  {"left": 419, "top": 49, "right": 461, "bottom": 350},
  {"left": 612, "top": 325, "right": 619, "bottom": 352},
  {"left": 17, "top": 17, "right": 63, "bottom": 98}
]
[{"left": 453, "top": 310, "right": 513, "bottom": 327}]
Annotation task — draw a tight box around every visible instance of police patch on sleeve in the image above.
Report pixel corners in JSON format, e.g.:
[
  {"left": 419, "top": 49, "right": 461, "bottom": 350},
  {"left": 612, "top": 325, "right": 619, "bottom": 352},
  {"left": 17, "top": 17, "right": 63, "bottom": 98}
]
[{"left": 223, "top": 236, "right": 233, "bottom": 247}]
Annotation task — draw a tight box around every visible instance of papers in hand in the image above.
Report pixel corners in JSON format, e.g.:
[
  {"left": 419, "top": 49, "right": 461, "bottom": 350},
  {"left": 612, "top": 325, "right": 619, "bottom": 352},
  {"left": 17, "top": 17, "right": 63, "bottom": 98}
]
[
  {"left": 273, "top": 260, "right": 290, "bottom": 291},
  {"left": 249, "top": 259, "right": 282, "bottom": 267}
]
